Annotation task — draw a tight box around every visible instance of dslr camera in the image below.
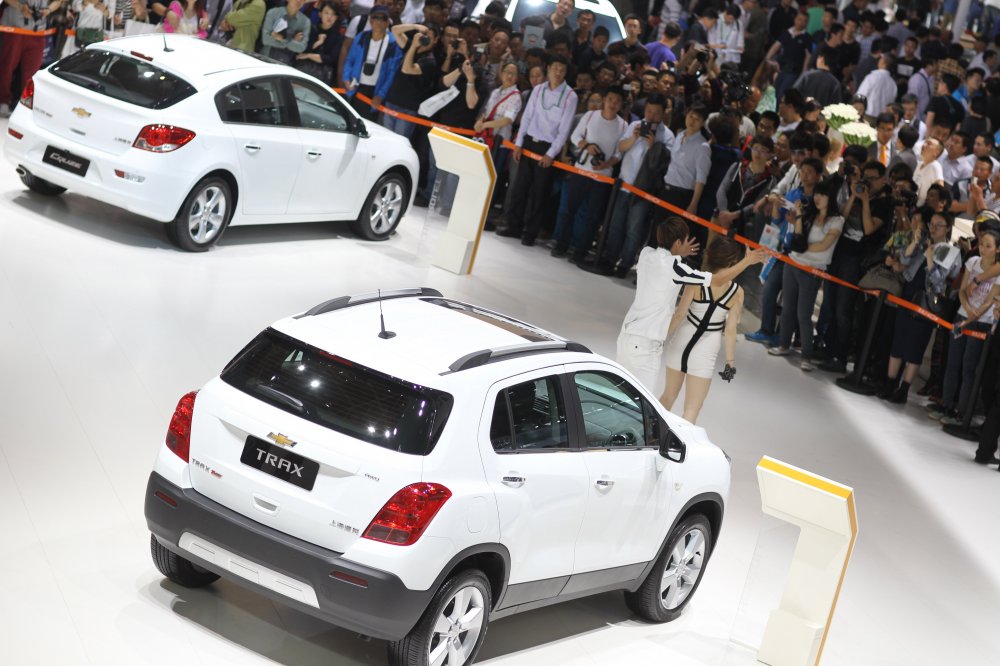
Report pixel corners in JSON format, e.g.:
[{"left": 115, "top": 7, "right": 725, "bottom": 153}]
[
  {"left": 419, "top": 34, "right": 431, "bottom": 46},
  {"left": 894, "top": 188, "right": 918, "bottom": 209},
  {"left": 695, "top": 45, "right": 715, "bottom": 64}
]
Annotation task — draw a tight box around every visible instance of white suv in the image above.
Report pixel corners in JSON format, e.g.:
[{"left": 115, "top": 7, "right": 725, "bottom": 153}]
[{"left": 145, "top": 288, "right": 731, "bottom": 666}]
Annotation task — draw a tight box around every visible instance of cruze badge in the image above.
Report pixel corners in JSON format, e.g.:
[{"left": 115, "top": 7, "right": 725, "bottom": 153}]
[
  {"left": 267, "top": 432, "right": 296, "bottom": 448},
  {"left": 71, "top": 107, "right": 91, "bottom": 118}
]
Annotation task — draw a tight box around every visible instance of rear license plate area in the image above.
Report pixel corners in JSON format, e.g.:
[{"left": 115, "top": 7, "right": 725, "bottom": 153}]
[
  {"left": 240, "top": 436, "right": 319, "bottom": 491},
  {"left": 42, "top": 145, "right": 90, "bottom": 177}
]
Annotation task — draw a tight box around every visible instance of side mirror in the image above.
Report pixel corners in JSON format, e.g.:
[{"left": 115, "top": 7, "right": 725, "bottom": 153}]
[
  {"left": 659, "top": 430, "right": 686, "bottom": 463},
  {"left": 354, "top": 118, "right": 369, "bottom": 138}
]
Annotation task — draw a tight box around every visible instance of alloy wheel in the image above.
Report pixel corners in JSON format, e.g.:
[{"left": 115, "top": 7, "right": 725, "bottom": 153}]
[
  {"left": 368, "top": 181, "right": 403, "bottom": 235},
  {"left": 187, "top": 185, "right": 227, "bottom": 244},
  {"left": 660, "top": 527, "right": 706, "bottom": 610},
  {"left": 427, "top": 585, "right": 485, "bottom": 666}
]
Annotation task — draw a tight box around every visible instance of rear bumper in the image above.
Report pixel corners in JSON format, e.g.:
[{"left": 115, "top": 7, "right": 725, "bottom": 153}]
[
  {"left": 144, "top": 472, "right": 434, "bottom": 641},
  {"left": 4, "top": 108, "right": 192, "bottom": 223}
]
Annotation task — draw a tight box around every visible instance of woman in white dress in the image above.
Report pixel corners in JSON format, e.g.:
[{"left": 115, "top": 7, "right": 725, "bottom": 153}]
[{"left": 661, "top": 237, "right": 747, "bottom": 424}]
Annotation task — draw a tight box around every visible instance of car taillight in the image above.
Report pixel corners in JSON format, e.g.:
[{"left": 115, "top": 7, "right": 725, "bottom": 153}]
[
  {"left": 165, "top": 391, "right": 198, "bottom": 462},
  {"left": 133, "top": 124, "right": 196, "bottom": 153},
  {"left": 363, "top": 483, "right": 452, "bottom": 546},
  {"left": 19, "top": 79, "right": 33, "bottom": 109}
]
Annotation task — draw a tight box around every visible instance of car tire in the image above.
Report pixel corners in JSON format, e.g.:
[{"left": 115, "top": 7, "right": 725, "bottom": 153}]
[
  {"left": 20, "top": 171, "right": 66, "bottom": 196},
  {"left": 149, "top": 534, "right": 220, "bottom": 588},
  {"left": 169, "top": 176, "right": 232, "bottom": 252},
  {"left": 625, "top": 514, "right": 713, "bottom": 623},
  {"left": 387, "top": 569, "right": 491, "bottom": 666},
  {"left": 352, "top": 171, "right": 408, "bottom": 241}
]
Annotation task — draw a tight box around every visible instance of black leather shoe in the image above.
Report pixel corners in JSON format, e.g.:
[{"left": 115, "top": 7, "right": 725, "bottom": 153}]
[
  {"left": 550, "top": 245, "right": 568, "bottom": 258},
  {"left": 974, "top": 456, "right": 1000, "bottom": 465},
  {"left": 521, "top": 237, "right": 535, "bottom": 247},
  {"left": 887, "top": 386, "right": 908, "bottom": 404},
  {"left": 818, "top": 359, "right": 847, "bottom": 374},
  {"left": 496, "top": 227, "right": 521, "bottom": 238}
]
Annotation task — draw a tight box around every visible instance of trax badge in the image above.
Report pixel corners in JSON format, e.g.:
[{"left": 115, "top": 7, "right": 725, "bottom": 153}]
[
  {"left": 71, "top": 107, "right": 91, "bottom": 118},
  {"left": 254, "top": 447, "right": 305, "bottom": 477},
  {"left": 267, "top": 432, "right": 296, "bottom": 448}
]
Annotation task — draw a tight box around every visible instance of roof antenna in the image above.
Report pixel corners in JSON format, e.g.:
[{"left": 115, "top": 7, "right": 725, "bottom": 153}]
[
  {"left": 162, "top": 31, "right": 173, "bottom": 53},
  {"left": 377, "top": 289, "right": 396, "bottom": 339}
]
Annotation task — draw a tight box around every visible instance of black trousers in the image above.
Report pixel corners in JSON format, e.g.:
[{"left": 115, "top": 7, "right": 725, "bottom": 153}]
[
  {"left": 349, "top": 85, "right": 378, "bottom": 120},
  {"left": 504, "top": 137, "right": 555, "bottom": 242},
  {"left": 975, "top": 337, "right": 1000, "bottom": 462}
]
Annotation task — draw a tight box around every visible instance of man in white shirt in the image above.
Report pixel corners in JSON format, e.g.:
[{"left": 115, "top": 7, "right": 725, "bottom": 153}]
[
  {"left": 894, "top": 93, "right": 926, "bottom": 142},
  {"left": 962, "top": 132, "right": 1000, "bottom": 175},
  {"left": 617, "top": 218, "right": 764, "bottom": 396},
  {"left": 551, "top": 86, "right": 627, "bottom": 262},
  {"left": 938, "top": 132, "right": 973, "bottom": 186},
  {"left": 856, "top": 53, "right": 898, "bottom": 119}
]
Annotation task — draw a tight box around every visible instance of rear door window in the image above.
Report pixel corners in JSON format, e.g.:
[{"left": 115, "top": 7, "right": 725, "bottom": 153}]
[
  {"left": 220, "top": 329, "right": 454, "bottom": 455},
  {"left": 49, "top": 49, "right": 196, "bottom": 109},
  {"left": 215, "top": 78, "right": 294, "bottom": 126},
  {"left": 489, "top": 376, "right": 570, "bottom": 452}
]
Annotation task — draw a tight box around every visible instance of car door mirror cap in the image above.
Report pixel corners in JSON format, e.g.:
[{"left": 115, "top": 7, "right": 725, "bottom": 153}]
[
  {"left": 659, "top": 430, "right": 686, "bottom": 463},
  {"left": 354, "top": 118, "right": 369, "bottom": 138}
]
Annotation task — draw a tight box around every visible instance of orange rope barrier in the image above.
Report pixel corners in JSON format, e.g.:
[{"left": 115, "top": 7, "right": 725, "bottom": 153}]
[{"left": 503, "top": 139, "right": 987, "bottom": 340}]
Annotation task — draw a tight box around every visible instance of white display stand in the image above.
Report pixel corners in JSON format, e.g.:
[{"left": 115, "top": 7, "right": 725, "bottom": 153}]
[
  {"left": 427, "top": 127, "right": 496, "bottom": 275},
  {"left": 755, "top": 456, "right": 859, "bottom": 666}
]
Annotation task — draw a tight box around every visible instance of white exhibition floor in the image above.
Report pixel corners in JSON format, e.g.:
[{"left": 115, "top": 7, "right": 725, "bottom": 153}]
[{"left": 2, "top": 134, "right": 1000, "bottom": 665}]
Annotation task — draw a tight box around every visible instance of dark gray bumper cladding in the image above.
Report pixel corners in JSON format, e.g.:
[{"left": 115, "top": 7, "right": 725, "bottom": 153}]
[{"left": 144, "top": 472, "right": 433, "bottom": 640}]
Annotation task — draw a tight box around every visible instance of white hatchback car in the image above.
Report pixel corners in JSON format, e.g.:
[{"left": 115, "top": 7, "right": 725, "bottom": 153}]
[
  {"left": 145, "top": 288, "right": 730, "bottom": 666},
  {"left": 4, "top": 35, "right": 418, "bottom": 251}
]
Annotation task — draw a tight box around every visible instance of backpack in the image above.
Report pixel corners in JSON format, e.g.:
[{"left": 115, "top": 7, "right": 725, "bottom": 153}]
[{"left": 632, "top": 140, "right": 671, "bottom": 194}]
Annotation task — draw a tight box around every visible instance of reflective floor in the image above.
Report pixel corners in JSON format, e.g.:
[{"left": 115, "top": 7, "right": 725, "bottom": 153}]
[{"left": 2, "top": 125, "right": 1000, "bottom": 665}]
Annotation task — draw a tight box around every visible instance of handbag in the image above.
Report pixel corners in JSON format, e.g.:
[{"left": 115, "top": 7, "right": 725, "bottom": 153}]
[
  {"left": 474, "top": 89, "right": 519, "bottom": 150},
  {"left": 418, "top": 86, "right": 459, "bottom": 118},
  {"left": 859, "top": 264, "right": 904, "bottom": 296}
]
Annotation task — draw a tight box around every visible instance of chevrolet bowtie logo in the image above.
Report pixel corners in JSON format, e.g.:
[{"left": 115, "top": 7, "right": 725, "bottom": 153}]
[
  {"left": 71, "top": 107, "right": 91, "bottom": 118},
  {"left": 267, "top": 432, "right": 296, "bottom": 448}
]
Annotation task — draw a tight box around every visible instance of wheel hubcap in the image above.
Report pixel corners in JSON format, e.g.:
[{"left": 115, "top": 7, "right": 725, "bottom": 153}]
[
  {"left": 428, "top": 585, "right": 485, "bottom": 666},
  {"left": 660, "top": 528, "right": 706, "bottom": 610},
  {"left": 369, "top": 181, "right": 403, "bottom": 234},
  {"left": 188, "top": 185, "right": 227, "bottom": 244}
]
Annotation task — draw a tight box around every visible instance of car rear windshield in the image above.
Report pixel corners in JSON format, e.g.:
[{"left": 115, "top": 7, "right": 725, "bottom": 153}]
[
  {"left": 50, "top": 49, "right": 196, "bottom": 109},
  {"left": 221, "top": 329, "right": 454, "bottom": 456}
]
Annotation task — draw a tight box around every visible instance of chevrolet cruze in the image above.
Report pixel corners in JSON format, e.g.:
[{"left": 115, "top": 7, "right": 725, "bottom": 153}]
[
  {"left": 144, "top": 287, "right": 731, "bottom": 666},
  {"left": 4, "top": 35, "right": 418, "bottom": 251}
]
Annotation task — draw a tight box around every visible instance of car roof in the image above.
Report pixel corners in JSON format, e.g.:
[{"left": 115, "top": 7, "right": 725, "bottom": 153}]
[
  {"left": 97, "top": 35, "right": 281, "bottom": 78},
  {"left": 270, "top": 292, "right": 594, "bottom": 388}
]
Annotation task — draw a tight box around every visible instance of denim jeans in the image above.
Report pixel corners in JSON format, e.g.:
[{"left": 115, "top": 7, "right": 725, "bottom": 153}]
[
  {"left": 552, "top": 174, "right": 611, "bottom": 257},
  {"left": 942, "top": 321, "right": 990, "bottom": 416},
  {"left": 760, "top": 260, "right": 785, "bottom": 336},
  {"left": 381, "top": 102, "right": 417, "bottom": 139},
  {"left": 602, "top": 190, "right": 653, "bottom": 269},
  {"left": 779, "top": 266, "right": 823, "bottom": 359}
]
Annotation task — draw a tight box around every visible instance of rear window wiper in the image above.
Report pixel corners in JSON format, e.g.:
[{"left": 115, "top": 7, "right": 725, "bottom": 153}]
[
  {"left": 56, "top": 71, "right": 106, "bottom": 93},
  {"left": 252, "top": 383, "right": 305, "bottom": 414}
]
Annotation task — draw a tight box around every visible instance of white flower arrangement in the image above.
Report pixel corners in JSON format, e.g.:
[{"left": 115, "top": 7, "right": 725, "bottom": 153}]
[
  {"left": 822, "top": 103, "right": 860, "bottom": 130},
  {"left": 839, "top": 121, "right": 878, "bottom": 147}
]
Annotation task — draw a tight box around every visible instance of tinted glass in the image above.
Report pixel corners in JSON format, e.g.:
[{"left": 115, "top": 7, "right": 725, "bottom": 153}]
[
  {"left": 50, "top": 49, "right": 196, "bottom": 109},
  {"left": 573, "top": 371, "right": 647, "bottom": 448},
  {"left": 221, "top": 329, "right": 453, "bottom": 455},
  {"left": 290, "top": 79, "right": 350, "bottom": 132},
  {"left": 489, "top": 392, "right": 514, "bottom": 451},
  {"left": 215, "top": 78, "right": 292, "bottom": 126},
  {"left": 498, "top": 376, "right": 569, "bottom": 450}
]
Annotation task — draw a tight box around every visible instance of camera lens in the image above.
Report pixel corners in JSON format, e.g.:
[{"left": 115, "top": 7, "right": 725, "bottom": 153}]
[
  {"left": 452, "top": 39, "right": 460, "bottom": 49},
  {"left": 419, "top": 35, "right": 430, "bottom": 46}
]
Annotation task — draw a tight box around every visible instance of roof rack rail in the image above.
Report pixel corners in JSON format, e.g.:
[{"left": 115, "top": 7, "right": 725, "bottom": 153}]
[
  {"left": 296, "top": 287, "right": 443, "bottom": 318},
  {"left": 447, "top": 340, "right": 592, "bottom": 373}
]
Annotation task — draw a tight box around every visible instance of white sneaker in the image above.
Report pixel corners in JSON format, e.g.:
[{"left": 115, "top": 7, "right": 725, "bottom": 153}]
[
  {"left": 767, "top": 346, "right": 790, "bottom": 356},
  {"left": 0, "top": 103, "right": 11, "bottom": 118}
]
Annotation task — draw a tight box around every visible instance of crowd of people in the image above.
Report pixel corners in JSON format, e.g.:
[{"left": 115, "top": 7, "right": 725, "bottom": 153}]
[{"left": 5, "top": 0, "right": 1000, "bottom": 465}]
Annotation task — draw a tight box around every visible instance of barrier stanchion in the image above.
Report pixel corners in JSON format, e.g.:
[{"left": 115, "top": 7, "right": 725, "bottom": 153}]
[
  {"left": 579, "top": 177, "right": 622, "bottom": 272},
  {"left": 943, "top": 329, "right": 994, "bottom": 441},
  {"left": 835, "top": 290, "right": 887, "bottom": 396}
]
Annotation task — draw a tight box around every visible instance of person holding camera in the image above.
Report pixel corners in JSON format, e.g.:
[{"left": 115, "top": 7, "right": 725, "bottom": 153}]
[
  {"left": 260, "top": 0, "right": 311, "bottom": 65},
  {"left": 767, "top": 173, "right": 844, "bottom": 371},
  {"left": 550, "top": 85, "right": 627, "bottom": 262},
  {"left": 0, "top": 0, "right": 63, "bottom": 118},
  {"left": 384, "top": 21, "right": 440, "bottom": 138},
  {"left": 342, "top": 5, "right": 401, "bottom": 119}
]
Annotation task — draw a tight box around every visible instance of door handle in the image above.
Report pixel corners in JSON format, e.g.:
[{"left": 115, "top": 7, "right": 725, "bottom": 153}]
[
  {"left": 307, "top": 150, "right": 322, "bottom": 158},
  {"left": 502, "top": 475, "right": 526, "bottom": 488},
  {"left": 244, "top": 144, "right": 261, "bottom": 153},
  {"left": 595, "top": 478, "right": 615, "bottom": 489}
]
